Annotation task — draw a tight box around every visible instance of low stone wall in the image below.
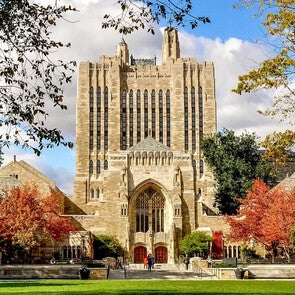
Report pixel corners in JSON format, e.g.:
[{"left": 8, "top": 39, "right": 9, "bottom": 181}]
[
  {"left": 192, "top": 258, "right": 295, "bottom": 280},
  {"left": 88, "top": 268, "right": 108, "bottom": 279},
  {"left": 0, "top": 265, "right": 108, "bottom": 280},
  {"left": 245, "top": 264, "right": 295, "bottom": 279}
]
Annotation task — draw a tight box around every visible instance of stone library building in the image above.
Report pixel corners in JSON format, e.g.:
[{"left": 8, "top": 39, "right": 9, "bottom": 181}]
[{"left": 70, "top": 27, "right": 232, "bottom": 264}]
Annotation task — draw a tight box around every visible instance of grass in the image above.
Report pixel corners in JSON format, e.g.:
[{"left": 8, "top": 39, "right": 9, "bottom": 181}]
[{"left": 0, "top": 280, "right": 294, "bottom": 295}]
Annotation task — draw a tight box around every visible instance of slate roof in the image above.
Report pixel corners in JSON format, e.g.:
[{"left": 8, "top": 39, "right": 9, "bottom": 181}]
[{"left": 127, "top": 136, "right": 172, "bottom": 152}]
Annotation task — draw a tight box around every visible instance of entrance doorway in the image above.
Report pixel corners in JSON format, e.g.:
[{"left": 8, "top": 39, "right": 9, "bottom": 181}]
[
  {"left": 155, "top": 246, "right": 167, "bottom": 263},
  {"left": 134, "top": 246, "right": 147, "bottom": 263}
]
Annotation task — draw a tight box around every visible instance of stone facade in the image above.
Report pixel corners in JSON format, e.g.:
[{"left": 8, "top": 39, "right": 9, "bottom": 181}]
[{"left": 72, "top": 28, "right": 227, "bottom": 264}]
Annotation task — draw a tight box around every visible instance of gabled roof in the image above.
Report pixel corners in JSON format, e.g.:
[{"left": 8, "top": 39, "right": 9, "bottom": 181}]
[
  {"left": 0, "top": 157, "right": 56, "bottom": 189},
  {"left": 127, "top": 136, "right": 172, "bottom": 152}
]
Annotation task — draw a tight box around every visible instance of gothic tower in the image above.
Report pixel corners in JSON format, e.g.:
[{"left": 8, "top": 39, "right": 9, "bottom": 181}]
[{"left": 73, "top": 28, "right": 220, "bottom": 263}]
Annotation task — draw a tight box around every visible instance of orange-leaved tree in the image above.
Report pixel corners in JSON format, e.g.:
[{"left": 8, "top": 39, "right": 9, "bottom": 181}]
[
  {"left": 0, "top": 185, "right": 77, "bottom": 261},
  {"left": 226, "top": 179, "right": 295, "bottom": 262}
]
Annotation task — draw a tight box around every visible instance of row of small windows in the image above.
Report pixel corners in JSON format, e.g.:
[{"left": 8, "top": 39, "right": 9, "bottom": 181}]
[
  {"left": 89, "top": 160, "right": 108, "bottom": 174},
  {"left": 120, "top": 89, "right": 171, "bottom": 150},
  {"left": 90, "top": 188, "right": 104, "bottom": 201},
  {"left": 61, "top": 246, "right": 81, "bottom": 260},
  {"left": 224, "top": 246, "right": 241, "bottom": 259}
]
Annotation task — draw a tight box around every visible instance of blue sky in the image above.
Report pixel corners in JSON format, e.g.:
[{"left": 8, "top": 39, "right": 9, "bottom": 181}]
[
  {"left": 2, "top": 0, "right": 292, "bottom": 194},
  {"left": 185, "top": 0, "right": 264, "bottom": 41}
]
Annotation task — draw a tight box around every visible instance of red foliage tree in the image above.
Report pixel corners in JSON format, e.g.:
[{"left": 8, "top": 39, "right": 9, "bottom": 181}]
[
  {"left": 0, "top": 185, "right": 77, "bottom": 258},
  {"left": 226, "top": 179, "right": 295, "bottom": 262}
]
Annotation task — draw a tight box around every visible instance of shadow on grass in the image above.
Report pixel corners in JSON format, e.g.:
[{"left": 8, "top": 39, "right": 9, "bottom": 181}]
[{"left": 1, "top": 280, "right": 295, "bottom": 295}]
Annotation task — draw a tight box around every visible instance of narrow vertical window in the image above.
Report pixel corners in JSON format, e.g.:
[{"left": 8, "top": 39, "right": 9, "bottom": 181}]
[
  {"left": 198, "top": 86, "right": 203, "bottom": 140},
  {"left": 184, "top": 87, "right": 189, "bottom": 152},
  {"left": 89, "top": 160, "right": 93, "bottom": 174},
  {"left": 129, "top": 90, "right": 134, "bottom": 147},
  {"left": 144, "top": 89, "right": 148, "bottom": 138},
  {"left": 192, "top": 159, "right": 197, "bottom": 185},
  {"left": 159, "top": 89, "right": 163, "bottom": 143},
  {"left": 104, "top": 160, "right": 108, "bottom": 170},
  {"left": 97, "top": 87, "right": 101, "bottom": 150},
  {"left": 136, "top": 90, "right": 141, "bottom": 143},
  {"left": 104, "top": 87, "right": 108, "bottom": 150},
  {"left": 89, "top": 87, "right": 94, "bottom": 150},
  {"left": 97, "top": 160, "right": 101, "bottom": 174},
  {"left": 121, "top": 89, "right": 127, "bottom": 150},
  {"left": 200, "top": 159, "right": 204, "bottom": 176},
  {"left": 166, "top": 90, "right": 171, "bottom": 147},
  {"left": 191, "top": 87, "right": 196, "bottom": 151},
  {"left": 151, "top": 90, "right": 156, "bottom": 139}
]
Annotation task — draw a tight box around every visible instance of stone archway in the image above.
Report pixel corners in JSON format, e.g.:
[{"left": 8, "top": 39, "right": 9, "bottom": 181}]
[
  {"left": 134, "top": 246, "right": 147, "bottom": 264},
  {"left": 129, "top": 182, "right": 176, "bottom": 264}
]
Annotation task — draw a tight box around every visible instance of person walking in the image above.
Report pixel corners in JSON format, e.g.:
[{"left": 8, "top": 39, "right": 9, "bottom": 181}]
[
  {"left": 116, "top": 257, "right": 123, "bottom": 270},
  {"left": 147, "top": 254, "right": 153, "bottom": 272},
  {"left": 143, "top": 256, "right": 148, "bottom": 269},
  {"left": 183, "top": 255, "right": 190, "bottom": 270}
]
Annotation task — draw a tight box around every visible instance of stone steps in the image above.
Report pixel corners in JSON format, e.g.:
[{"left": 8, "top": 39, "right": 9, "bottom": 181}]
[{"left": 108, "top": 266, "right": 218, "bottom": 280}]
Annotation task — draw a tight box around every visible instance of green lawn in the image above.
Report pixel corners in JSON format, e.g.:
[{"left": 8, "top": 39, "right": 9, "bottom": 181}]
[{"left": 0, "top": 280, "right": 294, "bottom": 295}]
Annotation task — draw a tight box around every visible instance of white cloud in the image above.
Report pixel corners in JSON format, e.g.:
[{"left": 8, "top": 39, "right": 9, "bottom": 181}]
[{"left": 179, "top": 32, "right": 292, "bottom": 140}]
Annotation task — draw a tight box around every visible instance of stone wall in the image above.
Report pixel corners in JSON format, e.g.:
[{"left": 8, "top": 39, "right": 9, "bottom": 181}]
[{"left": 0, "top": 265, "right": 108, "bottom": 280}]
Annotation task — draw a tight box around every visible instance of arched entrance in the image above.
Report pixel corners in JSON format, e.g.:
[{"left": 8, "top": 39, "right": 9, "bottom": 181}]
[
  {"left": 134, "top": 246, "right": 147, "bottom": 263},
  {"left": 155, "top": 246, "right": 167, "bottom": 263}
]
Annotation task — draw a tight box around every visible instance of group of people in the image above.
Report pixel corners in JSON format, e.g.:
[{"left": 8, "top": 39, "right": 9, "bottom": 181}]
[{"left": 143, "top": 254, "right": 155, "bottom": 271}]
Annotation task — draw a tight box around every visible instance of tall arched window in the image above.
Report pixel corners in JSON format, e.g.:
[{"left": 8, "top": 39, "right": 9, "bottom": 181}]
[
  {"left": 97, "top": 87, "right": 101, "bottom": 150},
  {"left": 144, "top": 89, "right": 148, "bottom": 138},
  {"left": 166, "top": 90, "right": 170, "bottom": 147},
  {"left": 89, "top": 87, "right": 94, "bottom": 150},
  {"left": 89, "top": 160, "right": 93, "bottom": 174},
  {"left": 192, "top": 159, "right": 196, "bottom": 172},
  {"left": 136, "top": 90, "right": 141, "bottom": 143},
  {"left": 129, "top": 90, "right": 134, "bottom": 147},
  {"left": 184, "top": 87, "right": 189, "bottom": 152},
  {"left": 151, "top": 89, "right": 156, "bottom": 139},
  {"left": 136, "top": 188, "right": 165, "bottom": 233},
  {"left": 97, "top": 160, "right": 101, "bottom": 174},
  {"left": 198, "top": 86, "right": 203, "bottom": 140},
  {"left": 200, "top": 159, "right": 204, "bottom": 176},
  {"left": 159, "top": 90, "right": 163, "bottom": 143},
  {"left": 191, "top": 87, "right": 196, "bottom": 151},
  {"left": 104, "top": 160, "right": 108, "bottom": 170},
  {"left": 104, "top": 86, "right": 108, "bottom": 150},
  {"left": 121, "top": 89, "right": 127, "bottom": 150},
  {"left": 90, "top": 86, "right": 94, "bottom": 107}
]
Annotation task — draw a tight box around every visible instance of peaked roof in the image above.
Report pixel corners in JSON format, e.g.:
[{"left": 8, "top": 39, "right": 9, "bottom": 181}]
[
  {"left": 0, "top": 158, "right": 56, "bottom": 189},
  {"left": 127, "top": 137, "right": 172, "bottom": 152}
]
